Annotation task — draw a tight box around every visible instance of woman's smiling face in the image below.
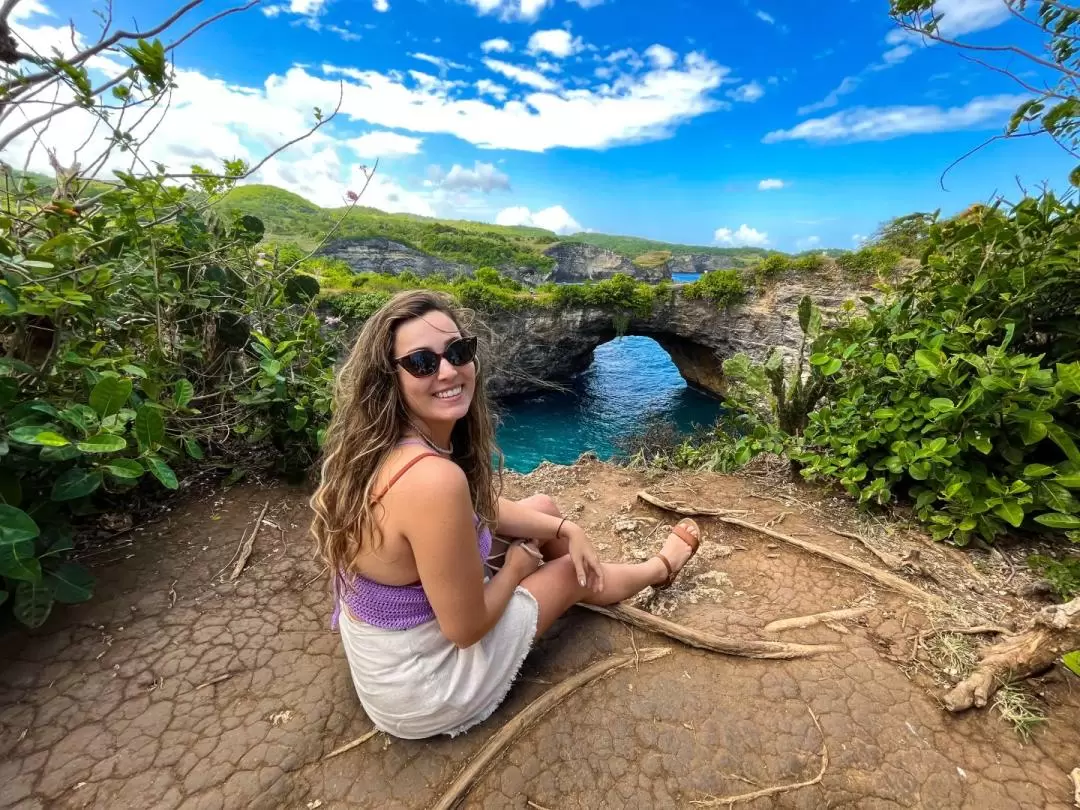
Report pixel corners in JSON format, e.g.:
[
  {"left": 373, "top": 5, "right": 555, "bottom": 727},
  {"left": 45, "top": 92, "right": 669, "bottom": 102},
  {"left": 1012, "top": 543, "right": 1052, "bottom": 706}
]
[{"left": 392, "top": 310, "right": 476, "bottom": 427}]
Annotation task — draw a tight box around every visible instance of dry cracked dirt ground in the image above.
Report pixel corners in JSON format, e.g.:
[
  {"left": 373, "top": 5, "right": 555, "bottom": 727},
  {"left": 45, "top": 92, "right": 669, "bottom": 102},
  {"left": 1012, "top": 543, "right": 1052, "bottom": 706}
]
[{"left": 2, "top": 457, "right": 1079, "bottom": 809}]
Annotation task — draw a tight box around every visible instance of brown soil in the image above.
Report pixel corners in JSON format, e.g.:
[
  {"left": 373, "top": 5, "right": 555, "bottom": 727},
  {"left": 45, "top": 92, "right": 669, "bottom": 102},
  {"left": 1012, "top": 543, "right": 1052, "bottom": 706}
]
[{"left": 2, "top": 457, "right": 1078, "bottom": 810}]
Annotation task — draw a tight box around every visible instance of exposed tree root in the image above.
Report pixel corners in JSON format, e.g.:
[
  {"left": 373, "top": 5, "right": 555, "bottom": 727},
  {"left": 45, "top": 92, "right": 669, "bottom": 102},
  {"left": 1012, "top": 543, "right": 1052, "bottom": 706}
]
[
  {"left": 230, "top": 500, "right": 269, "bottom": 581},
  {"left": 581, "top": 603, "right": 841, "bottom": 659},
  {"left": 637, "top": 491, "right": 941, "bottom": 605},
  {"left": 431, "top": 648, "right": 671, "bottom": 810},
  {"left": 323, "top": 728, "right": 378, "bottom": 760},
  {"left": 690, "top": 706, "right": 828, "bottom": 807},
  {"left": 943, "top": 596, "right": 1080, "bottom": 712},
  {"left": 763, "top": 606, "right": 873, "bottom": 634}
]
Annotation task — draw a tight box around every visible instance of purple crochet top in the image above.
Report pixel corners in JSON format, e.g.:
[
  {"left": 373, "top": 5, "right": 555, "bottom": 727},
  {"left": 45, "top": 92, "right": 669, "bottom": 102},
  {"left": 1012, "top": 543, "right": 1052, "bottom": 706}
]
[{"left": 331, "top": 441, "right": 493, "bottom": 631}]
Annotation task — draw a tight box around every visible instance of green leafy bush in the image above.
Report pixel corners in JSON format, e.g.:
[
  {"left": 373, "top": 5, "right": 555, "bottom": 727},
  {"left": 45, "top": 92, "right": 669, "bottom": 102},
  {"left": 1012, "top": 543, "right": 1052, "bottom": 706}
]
[
  {"left": 681, "top": 269, "right": 746, "bottom": 307},
  {"left": 0, "top": 169, "right": 335, "bottom": 626},
  {"left": 834, "top": 245, "right": 902, "bottom": 278},
  {"left": 1027, "top": 554, "right": 1080, "bottom": 600},
  {"left": 796, "top": 194, "right": 1080, "bottom": 545},
  {"left": 545, "top": 273, "right": 656, "bottom": 317}
]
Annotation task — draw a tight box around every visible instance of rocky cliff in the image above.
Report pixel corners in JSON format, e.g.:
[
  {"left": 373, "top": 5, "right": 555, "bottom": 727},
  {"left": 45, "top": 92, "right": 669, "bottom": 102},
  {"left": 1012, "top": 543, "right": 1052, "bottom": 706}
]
[
  {"left": 540, "top": 242, "right": 670, "bottom": 283},
  {"left": 666, "top": 253, "right": 737, "bottom": 275},
  {"left": 317, "top": 238, "right": 470, "bottom": 278},
  {"left": 318, "top": 238, "right": 676, "bottom": 285},
  {"left": 482, "top": 268, "right": 868, "bottom": 399}
]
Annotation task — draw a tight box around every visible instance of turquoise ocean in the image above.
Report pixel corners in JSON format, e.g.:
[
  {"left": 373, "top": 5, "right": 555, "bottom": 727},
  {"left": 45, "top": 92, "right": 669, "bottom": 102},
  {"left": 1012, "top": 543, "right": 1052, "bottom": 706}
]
[{"left": 495, "top": 272, "right": 721, "bottom": 472}]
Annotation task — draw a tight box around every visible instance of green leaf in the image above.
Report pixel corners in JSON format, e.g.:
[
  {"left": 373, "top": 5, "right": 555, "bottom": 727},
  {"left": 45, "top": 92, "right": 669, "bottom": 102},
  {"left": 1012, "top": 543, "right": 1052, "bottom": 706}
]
[
  {"left": 40, "top": 444, "right": 81, "bottom": 462},
  {"left": 1034, "top": 512, "right": 1080, "bottom": 529},
  {"left": 0, "top": 504, "right": 40, "bottom": 545},
  {"left": 820, "top": 358, "right": 842, "bottom": 375},
  {"left": 89, "top": 375, "right": 132, "bottom": 418},
  {"left": 135, "top": 404, "right": 165, "bottom": 451},
  {"left": 1020, "top": 420, "right": 1048, "bottom": 445},
  {"left": 51, "top": 468, "right": 102, "bottom": 501},
  {"left": 284, "top": 274, "right": 320, "bottom": 304},
  {"left": 286, "top": 405, "right": 308, "bottom": 431},
  {"left": 1057, "top": 473, "right": 1080, "bottom": 489},
  {"left": 8, "top": 427, "right": 69, "bottom": 447},
  {"left": 884, "top": 353, "right": 901, "bottom": 373},
  {"left": 1048, "top": 424, "right": 1080, "bottom": 462},
  {"left": 173, "top": 379, "right": 194, "bottom": 408},
  {"left": 57, "top": 404, "right": 98, "bottom": 435},
  {"left": 809, "top": 353, "right": 832, "bottom": 366},
  {"left": 914, "top": 349, "right": 942, "bottom": 376},
  {"left": 46, "top": 561, "right": 94, "bottom": 603},
  {"left": 1063, "top": 650, "right": 1080, "bottom": 677},
  {"left": 13, "top": 579, "right": 52, "bottom": 628},
  {"left": 1024, "top": 464, "right": 1056, "bottom": 478},
  {"left": 102, "top": 458, "right": 144, "bottom": 479},
  {"left": 145, "top": 456, "right": 178, "bottom": 490},
  {"left": 1039, "top": 482, "right": 1078, "bottom": 513},
  {"left": 0, "top": 539, "right": 42, "bottom": 582},
  {"left": 184, "top": 438, "right": 204, "bottom": 459},
  {"left": 994, "top": 501, "right": 1025, "bottom": 528},
  {"left": 121, "top": 363, "right": 148, "bottom": 378},
  {"left": 76, "top": 434, "right": 127, "bottom": 453},
  {"left": 1057, "top": 362, "right": 1080, "bottom": 395}
]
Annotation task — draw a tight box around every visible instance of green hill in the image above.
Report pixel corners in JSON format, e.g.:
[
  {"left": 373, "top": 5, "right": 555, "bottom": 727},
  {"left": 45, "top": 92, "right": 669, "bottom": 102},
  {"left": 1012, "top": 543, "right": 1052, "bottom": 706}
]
[
  {"left": 215, "top": 183, "right": 777, "bottom": 271},
  {"left": 562, "top": 232, "right": 770, "bottom": 265}
]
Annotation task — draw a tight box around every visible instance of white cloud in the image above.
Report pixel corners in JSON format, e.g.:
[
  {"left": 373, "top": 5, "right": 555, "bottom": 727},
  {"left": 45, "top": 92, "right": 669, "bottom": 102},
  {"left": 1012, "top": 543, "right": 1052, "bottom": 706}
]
[
  {"left": 496, "top": 205, "right": 581, "bottom": 234},
  {"left": 881, "top": 44, "right": 914, "bottom": 65},
  {"left": 327, "top": 24, "right": 361, "bottom": 41},
  {"left": 644, "top": 44, "right": 677, "bottom": 70},
  {"left": 373, "top": 0, "right": 389, "bottom": 10},
  {"left": 261, "top": 0, "right": 330, "bottom": 20},
  {"left": 11, "top": 0, "right": 50, "bottom": 22},
  {"left": 411, "top": 52, "right": 466, "bottom": 73},
  {"left": 481, "top": 38, "right": 513, "bottom": 53},
  {"left": 715, "top": 225, "right": 769, "bottom": 247},
  {"left": 852, "top": 234, "right": 868, "bottom": 245},
  {"left": 428, "top": 161, "right": 510, "bottom": 192},
  {"left": 567, "top": 0, "right": 605, "bottom": 6},
  {"left": 475, "top": 78, "right": 509, "bottom": 100},
  {"left": 728, "top": 81, "right": 764, "bottom": 103},
  {"left": 527, "top": 29, "right": 583, "bottom": 58},
  {"left": 482, "top": 58, "right": 559, "bottom": 91},
  {"left": 309, "top": 53, "right": 727, "bottom": 151},
  {"left": 796, "top": 235, "right": 821, "bottom": 250},
  {"left": 464, "top": 0, "right": 551, "bottom": 21},
  {"left": 755, "top": 10, "right": 775, "bottom": 24},
  {"left": 797, "top": 76, "right": 860, "bottom": 116},
  {"left": 764, "top": 94, "right": 1027, "bottom": 143},
  {"left": 346, "top": 131, "right": 423, "bottom": 158},
  {"left": 757, "top": 178, "right": 784, "bottom": 190},
  {"left": 882, "top": 0, "right": 1011, "bottom": 65}
]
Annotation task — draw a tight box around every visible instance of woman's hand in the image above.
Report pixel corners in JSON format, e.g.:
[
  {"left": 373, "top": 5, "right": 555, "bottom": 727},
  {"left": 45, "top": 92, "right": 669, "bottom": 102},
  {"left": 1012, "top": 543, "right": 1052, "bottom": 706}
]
[
  {"left": 504, "top": 540, "right": 543, "bottom": 582},
  {"left": 565, "top": 524, "right": 604, "bottom": 593}
]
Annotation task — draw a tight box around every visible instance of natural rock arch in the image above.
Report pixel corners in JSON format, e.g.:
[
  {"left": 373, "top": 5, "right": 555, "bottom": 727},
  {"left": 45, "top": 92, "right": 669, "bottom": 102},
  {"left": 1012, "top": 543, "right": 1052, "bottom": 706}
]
[{"left": 481, "top": 274, "right": 862, "bottom": 399}]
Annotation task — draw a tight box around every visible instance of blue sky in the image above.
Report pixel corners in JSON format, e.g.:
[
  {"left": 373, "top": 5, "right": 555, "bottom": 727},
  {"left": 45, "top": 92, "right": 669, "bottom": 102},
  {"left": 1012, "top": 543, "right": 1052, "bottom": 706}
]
[{"left": 14, "top": 0, "right": 1073, "bottom": 250}]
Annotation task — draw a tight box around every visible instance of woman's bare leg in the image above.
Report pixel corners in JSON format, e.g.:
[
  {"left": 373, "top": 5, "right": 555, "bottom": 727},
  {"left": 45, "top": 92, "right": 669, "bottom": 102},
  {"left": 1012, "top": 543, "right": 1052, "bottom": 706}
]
[{"left": 520, "top": 525, "right": 699, "bottom": 637}]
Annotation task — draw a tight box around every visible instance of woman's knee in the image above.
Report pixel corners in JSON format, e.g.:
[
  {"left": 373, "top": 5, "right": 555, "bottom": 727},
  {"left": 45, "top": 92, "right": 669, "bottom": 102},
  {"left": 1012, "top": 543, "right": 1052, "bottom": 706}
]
[{"left": 519, "top": 493, "right": 560, "bottom": 517}]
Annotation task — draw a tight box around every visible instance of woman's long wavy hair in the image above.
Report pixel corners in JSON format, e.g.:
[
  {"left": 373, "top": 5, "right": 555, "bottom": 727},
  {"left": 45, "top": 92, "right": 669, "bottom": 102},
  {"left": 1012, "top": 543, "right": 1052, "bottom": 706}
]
[{"left": 310, "top": 290, "right": 502, "bottom": 576}]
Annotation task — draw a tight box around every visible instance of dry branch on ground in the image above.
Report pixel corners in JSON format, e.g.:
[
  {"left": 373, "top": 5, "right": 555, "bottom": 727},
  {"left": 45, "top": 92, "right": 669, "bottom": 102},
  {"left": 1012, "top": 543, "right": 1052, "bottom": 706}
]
[{"left": 943, "top": 596, "right": 1080, "bottom": 712}]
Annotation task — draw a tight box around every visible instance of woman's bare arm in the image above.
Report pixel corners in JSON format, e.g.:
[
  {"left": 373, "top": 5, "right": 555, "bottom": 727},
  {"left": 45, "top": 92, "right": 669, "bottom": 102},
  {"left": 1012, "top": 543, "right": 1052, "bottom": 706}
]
[
  {"left": 496, "top": 496, "right": 576, "bottom": 546},
  {"left": 394, "top": 460, "right": 536, "bottom": 648}
]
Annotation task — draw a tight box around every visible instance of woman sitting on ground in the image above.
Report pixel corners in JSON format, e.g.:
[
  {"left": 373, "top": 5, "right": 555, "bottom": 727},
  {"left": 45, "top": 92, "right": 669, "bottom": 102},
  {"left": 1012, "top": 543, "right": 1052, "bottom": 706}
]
[{"left": 310, "top": 290, "right": 702, "bottom": 740}]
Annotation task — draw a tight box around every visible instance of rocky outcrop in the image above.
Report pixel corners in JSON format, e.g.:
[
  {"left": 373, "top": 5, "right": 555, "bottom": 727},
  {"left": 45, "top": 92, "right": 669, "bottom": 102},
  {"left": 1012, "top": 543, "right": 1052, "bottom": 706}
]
[
  {"left": 318, "top": 238, "right": 470, "bottom": 278},
  {"left": 317, "top": 238, "right": 675, "bottom": 285},
  {"left": 540, "top": 242, "right": 670, "bottom": 283},
  {"left": 666, "top": 253, "right": 737, "bottom": 275},
  {"left": 483, "top": 269, "right": 867, "bottom": 399}
]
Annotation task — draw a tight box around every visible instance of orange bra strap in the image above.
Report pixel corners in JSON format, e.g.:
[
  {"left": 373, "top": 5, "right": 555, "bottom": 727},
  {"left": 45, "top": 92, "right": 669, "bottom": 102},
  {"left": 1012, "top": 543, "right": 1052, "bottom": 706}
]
[{"left": 373, "top": 452, "right": 442, "bottom": 502}]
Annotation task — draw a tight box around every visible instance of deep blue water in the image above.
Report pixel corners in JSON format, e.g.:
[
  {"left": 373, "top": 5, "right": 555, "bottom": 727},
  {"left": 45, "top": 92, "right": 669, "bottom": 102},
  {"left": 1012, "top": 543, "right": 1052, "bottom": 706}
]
[{"left": 495, "top": 335, "right": 721, "bottom": 472}]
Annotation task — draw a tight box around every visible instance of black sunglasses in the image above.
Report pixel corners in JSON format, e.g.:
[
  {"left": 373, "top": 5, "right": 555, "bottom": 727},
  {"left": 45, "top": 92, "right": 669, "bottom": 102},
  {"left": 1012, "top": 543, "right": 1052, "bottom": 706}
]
[{"left": 394, "top": 336, "right": 478, "bottom": 378}]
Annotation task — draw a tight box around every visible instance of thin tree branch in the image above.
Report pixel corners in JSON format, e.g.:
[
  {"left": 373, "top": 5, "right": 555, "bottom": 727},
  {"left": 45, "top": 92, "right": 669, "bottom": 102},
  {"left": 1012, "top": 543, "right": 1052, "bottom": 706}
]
[{"left": 939, "top": 129, "right": 1046, "bottom": 191}]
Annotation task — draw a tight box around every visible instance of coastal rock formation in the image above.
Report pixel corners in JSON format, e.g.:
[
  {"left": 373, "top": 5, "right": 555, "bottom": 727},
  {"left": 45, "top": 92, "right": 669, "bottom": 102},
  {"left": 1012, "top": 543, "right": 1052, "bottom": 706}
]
[
  {"left": 318, "top": 238, "right": 674, "bottom": 285},
  {"left": 540, "top": 242, "right": 670, "bottom": 283},
  {"left": 318, "top": 238, "right": 470, "bottom": 278},
  {"left": 666, "top": 253, "right": 738, "bottom": 275},
  {"left": 483, "top": 269, "right": 866, "bottom": 399}
]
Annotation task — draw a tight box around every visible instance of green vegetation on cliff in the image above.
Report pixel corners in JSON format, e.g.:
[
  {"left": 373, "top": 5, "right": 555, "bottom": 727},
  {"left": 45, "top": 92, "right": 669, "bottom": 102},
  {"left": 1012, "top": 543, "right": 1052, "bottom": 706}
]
[{"left": 562, "top": 231, "right": 768, "bottom": 264}]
